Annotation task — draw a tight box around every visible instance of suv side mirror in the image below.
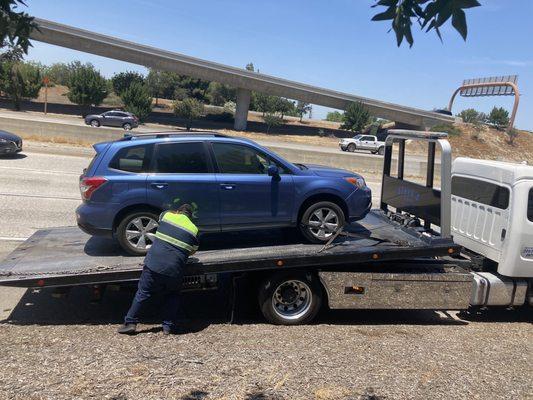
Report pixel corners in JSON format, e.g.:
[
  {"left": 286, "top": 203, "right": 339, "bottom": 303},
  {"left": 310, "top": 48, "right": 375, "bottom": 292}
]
[{"left": 267, "top": 164, "right": 279, "bottom": 177}]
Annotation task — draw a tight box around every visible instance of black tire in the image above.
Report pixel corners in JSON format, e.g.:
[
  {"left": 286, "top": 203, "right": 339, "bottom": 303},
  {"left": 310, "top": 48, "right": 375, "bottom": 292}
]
[
  {"left": 347, "top": 143, "right": 356, "bottom": 152},
  {"left": 258, "top": 272, "right": 323, "bottom": 325},
  {"left": 371, "top": 150, "right": 377, "bottom": 154},
  {"left": 90, "top": 120, "right": 100, "bottom": 127},
  {"left": 378, "top": 146, "right": 385, "bottom": 155},
  {"left": 299, "top": 201, "right": 345, "bottom": 244},
  {"left": 116, "top": 210, "right": 159, "bottom": 256},
  {"left": 123, "top": 123, "right": 132, "bottom": 131}
]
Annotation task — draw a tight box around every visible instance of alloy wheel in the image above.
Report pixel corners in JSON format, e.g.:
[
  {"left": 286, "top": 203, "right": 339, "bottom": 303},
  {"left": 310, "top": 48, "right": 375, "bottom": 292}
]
[
  {"left": 307, "top": 207, "right": 340, "bottom": 239},
  {"left": 125, "top": 216, "right": 158, "bottom": 250}
]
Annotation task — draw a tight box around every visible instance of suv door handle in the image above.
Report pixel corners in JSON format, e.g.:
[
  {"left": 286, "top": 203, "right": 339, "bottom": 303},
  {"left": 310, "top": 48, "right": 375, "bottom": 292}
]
[
  {"left": 220, "top": 183, "right": 236, "bottom": 190},
  {"left": 151, "top": 182, "right": 168, "bottom": 190}
]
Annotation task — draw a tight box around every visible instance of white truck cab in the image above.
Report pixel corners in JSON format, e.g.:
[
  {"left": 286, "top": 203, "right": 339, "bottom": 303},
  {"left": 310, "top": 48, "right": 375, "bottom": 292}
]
[{"left": 451, "top": 158, "right": 533, "bottom": 306}]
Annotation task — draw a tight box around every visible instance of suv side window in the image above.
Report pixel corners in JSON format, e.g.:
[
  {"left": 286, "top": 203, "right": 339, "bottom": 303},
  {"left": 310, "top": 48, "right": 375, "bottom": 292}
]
[
  {"left": 212, "top": 142, "right": 287, "bottom": 174},
  {"left": 527, "top": 188, "right": 533, "bottom": 222},
  {"left": 154, "top": 142, "right": 209, "bottom": 174},
  {"left": 109, "top": 144, "right": 152, "bottom": 173}
]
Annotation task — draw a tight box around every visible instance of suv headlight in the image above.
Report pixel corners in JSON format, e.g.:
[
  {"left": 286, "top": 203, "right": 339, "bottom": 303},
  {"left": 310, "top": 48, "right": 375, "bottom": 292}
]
[{"left": 344, "top": 176, "right": 366, "bottom": 189}]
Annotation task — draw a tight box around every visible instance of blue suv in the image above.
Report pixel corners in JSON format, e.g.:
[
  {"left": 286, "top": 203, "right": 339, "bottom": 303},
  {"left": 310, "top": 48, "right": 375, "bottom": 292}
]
[{"left": 77, "top": 133, "right": 372, "bottom": 255}]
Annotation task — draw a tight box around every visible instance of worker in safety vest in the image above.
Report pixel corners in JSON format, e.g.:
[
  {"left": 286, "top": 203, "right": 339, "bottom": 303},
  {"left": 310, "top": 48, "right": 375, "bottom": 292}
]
[{"left": 118, "top": 204, "right": 199, "bottom": 335}]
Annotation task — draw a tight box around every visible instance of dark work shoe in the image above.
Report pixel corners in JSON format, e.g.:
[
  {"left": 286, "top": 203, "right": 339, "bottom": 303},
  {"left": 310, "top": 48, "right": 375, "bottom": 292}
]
[
  {"left": 117, "top": 323, "right": 137, "bottom": 335},
  {"left": 162, "top": 326, "right": 178, "bottom": 335}
]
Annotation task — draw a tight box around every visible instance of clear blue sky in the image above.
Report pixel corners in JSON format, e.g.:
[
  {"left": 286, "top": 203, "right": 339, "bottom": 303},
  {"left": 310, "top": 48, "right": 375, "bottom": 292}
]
[{"left": 24, "top": 0, "right": 533, "bottom": 130}]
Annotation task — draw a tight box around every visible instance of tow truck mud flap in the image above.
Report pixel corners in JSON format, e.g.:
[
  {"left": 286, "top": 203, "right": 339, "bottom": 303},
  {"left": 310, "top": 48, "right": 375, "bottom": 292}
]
[{"left": 319, "top": 265, "right": 472, "bottom": 310}]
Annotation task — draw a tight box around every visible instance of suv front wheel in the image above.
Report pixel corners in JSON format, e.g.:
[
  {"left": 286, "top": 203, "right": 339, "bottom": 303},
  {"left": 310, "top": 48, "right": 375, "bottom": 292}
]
[
  {"left": 116, "top": 210, "right": 159, "bottom": 255},
  {"left": 299, "top": 201, "right": 345, "bottom": 243}
]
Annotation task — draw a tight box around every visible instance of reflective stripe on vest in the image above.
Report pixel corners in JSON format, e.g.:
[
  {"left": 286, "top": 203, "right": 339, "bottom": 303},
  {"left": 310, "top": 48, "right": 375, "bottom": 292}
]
[{"left": 155, "top": 212, "right": 199, "bottom": 254}]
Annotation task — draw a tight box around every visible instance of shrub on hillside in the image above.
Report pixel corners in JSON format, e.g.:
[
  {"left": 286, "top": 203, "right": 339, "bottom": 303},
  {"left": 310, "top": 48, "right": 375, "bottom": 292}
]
[
  {"left": 173, "top": 98, "right": 204, "bottom": 130},
  {"left": 67, "top": 63, "right": 108, "bottom": 115},
  {"left": 263, "top": 112, "right": 283, "bottom": 133},
  {"left": 488, "top": 107, "right": 510, "bottom": 130},
  {"left": 121, "top": 81, "right": 152, "bottom": 122},
  {"left": 430, "top": 124, "right": 462, "bottom": 136},
  {"left": 325, "top": 111, "right": 343, "bottom": 122},
  {"left": 458, "top": 108, "right": 485, "bottom": 124}
]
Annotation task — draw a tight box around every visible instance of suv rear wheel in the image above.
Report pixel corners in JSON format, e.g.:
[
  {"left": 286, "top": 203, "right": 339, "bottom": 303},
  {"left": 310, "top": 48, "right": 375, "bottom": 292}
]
[
  {"left": 299, "top": 201, "right": 345, "bottom": 243},
  {"left": 116, "top": 210, "right": 159, "bottom": 255},
  {"left": 347, "top": 143, "right": 356, "bottom": 152}
]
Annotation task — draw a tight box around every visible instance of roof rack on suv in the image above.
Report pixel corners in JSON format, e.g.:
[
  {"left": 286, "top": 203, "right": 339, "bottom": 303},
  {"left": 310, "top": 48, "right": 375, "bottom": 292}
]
[{"left": 122, "top": 131, "right": 230, "bottom": 140}]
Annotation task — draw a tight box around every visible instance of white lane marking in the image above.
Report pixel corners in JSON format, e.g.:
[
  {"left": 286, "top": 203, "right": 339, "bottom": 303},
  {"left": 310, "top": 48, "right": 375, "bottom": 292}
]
[
  {"left": 0, "top": 192, "right": 80, "bottom": 201},
  {"left": 0, "top": 166, "right": 80, "bottom": 176},
  {"left": 0, "top": 236, "right": 27, "bottom": 242}
]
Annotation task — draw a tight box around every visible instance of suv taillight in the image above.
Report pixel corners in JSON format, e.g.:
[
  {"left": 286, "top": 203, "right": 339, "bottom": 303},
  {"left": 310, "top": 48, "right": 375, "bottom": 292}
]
[{"left": 80, "top": 176, "right": 107, "bottom": 200}]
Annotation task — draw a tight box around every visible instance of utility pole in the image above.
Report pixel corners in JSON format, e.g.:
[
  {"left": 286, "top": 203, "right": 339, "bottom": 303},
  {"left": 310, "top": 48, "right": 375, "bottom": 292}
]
[{"left": 43, "top": 76, "right": 50, "bottom": 114}]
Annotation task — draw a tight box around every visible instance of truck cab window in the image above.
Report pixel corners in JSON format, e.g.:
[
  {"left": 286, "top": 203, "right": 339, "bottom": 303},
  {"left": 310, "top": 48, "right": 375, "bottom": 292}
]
[{"left": 527, "top": 188, "right": 533, "bottom": 222}]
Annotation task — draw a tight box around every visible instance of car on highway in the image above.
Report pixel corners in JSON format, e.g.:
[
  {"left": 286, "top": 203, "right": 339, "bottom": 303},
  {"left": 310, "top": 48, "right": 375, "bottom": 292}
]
[
  {"left": 84, "top": 110, "right": 139, "bottom": 130},
  {"left": 76, "top": 133, "right": 372, "bottom": 255},
  {"left": 339, "top": 134, "right": 385, "bottom": 155},
  {"left": 0, "top": 130, "right": 23, "bottom": 156}
]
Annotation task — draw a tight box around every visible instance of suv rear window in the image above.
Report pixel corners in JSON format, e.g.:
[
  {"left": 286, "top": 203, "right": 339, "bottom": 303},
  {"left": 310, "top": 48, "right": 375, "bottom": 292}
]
[
  {"left": 452, "top": 176, "right": 510, "bottom": 209},
  {"left": 154, "top": 142, "right": 209, "bottom": 173},
  {"left": 109, "top": 144, "right": 152, "bottom": 173}
]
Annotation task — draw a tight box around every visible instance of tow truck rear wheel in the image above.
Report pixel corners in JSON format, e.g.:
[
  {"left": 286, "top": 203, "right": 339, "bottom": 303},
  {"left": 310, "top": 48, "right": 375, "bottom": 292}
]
[{"left": 258, "top": 272, "right": 323, "bottom": 325}]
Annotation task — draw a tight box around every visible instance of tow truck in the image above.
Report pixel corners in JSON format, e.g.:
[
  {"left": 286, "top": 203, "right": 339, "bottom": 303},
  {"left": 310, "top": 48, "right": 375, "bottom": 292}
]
[{"left": 0, "top": 130, "right": 531, "bottom": 325}]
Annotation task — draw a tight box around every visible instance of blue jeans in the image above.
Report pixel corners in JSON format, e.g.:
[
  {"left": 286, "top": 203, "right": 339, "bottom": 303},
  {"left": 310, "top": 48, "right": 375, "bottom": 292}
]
[{"left": 124, "top": 266, "right": 183, "bottom": 329}]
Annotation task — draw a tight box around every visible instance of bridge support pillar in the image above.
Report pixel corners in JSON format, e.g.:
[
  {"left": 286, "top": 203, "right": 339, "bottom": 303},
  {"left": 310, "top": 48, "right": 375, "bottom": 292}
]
[{"left": 234, "top": 88, "right": 251, "bottom": 131}]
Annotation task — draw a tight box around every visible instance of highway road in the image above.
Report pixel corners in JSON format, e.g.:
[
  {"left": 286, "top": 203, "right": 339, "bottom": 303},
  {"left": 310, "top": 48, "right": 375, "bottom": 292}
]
[{"left": 0, "top": 143, "right": 383, "bottom": 260}]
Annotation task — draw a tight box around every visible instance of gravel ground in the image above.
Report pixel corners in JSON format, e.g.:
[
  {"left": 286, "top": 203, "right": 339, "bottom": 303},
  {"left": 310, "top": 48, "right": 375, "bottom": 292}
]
[{"left": 0, "top": 293, "right": 531, "bottom": 400}]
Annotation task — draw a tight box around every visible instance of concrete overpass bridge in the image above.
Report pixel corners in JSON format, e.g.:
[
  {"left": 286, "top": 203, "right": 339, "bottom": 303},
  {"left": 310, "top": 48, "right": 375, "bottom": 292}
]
[{"left": 30, "top": 18, "right": 456, "bottom": 131}]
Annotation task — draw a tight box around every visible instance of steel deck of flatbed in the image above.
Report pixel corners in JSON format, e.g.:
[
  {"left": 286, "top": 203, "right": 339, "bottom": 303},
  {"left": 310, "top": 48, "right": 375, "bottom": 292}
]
[{"left": 0, "top": 211, "right": 459, "bottom": 288}]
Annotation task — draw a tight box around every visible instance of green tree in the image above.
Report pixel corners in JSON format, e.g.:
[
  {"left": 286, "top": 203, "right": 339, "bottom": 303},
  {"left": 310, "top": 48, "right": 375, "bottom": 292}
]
[
  {"left": 457, "top": 108, "right": 483, "bottom": 124},
  {"left": 111, "top": 71, "right": 144, "bottom": 96},
  {"left": 206, "top": 81, "right": 236, "bottom": 106},
  {"left": 66, "top": 63, "right": 108, "bottom": 115},
  {"left": 341, "top": 102, "right": 372, "bottom": 132},
  {"left": 325, "top": 111, "right": 344, "bottom": 122},
  {"left": 255, "top": 93, "right": 277, "bottom": 116},
  {"left": 296, "top": 101, "right": 312, "bottom": 122},
  {"left": 371, "top": 0, "right": 480, "bottom": 47},
  {"left": 275, "top": 97, "right": 295, "bottom": 119},
  {"left": 173, "top": 98, "right": 204, "bottom": 130},
  {"left": 488, "top": 107, "right": 510, "bottom": 130},
  {"left": 0, "top": 60, "right": 42, "bottom": 110},
  {"left": 245, "top": 62, "right": 255, "bottom": 72},
  {"left": 1, "top": 0, "right": 36, "bottom": 54},
  {"left": 145, "top": 69, "right": 181, "bottom": 105},
  {"left": 121, "top": 81, "right": 152, "bottom": 122}
]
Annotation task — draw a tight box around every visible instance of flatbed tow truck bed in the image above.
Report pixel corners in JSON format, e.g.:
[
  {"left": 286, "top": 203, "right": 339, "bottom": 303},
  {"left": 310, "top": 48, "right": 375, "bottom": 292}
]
[{"left": 0, "top": 210, "right": 460, "bottom": 288}]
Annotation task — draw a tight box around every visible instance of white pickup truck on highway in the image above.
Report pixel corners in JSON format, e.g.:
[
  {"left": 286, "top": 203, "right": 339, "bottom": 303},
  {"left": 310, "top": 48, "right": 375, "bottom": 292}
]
[{"left": 339, "top": 134, "right": 386, "bottom": 155}]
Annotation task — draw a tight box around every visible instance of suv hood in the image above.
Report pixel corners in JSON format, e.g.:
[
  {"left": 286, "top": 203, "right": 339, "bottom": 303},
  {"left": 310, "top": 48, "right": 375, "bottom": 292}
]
[{"left": 303, "top": 163, "right": 361, "bottom": 178}]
